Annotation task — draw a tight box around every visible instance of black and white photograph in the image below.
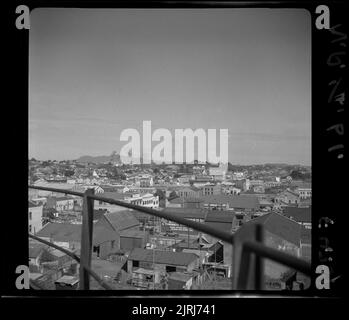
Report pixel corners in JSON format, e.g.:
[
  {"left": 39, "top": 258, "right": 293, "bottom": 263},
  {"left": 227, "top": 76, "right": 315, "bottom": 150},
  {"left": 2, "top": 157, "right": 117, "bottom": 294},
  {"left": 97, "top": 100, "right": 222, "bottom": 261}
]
[
  {"left": 27, "top": 7, "right": 313, "bottom": 291},
  {"left": 2, "top": 1, "right": 346, "bottom": 309}
]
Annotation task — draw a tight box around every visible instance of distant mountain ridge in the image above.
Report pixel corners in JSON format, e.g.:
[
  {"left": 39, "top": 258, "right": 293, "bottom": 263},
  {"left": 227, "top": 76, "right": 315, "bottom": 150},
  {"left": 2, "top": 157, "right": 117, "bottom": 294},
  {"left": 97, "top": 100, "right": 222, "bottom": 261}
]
[{"left": 76, "top": 151, "right": 121, "bottom": 164}]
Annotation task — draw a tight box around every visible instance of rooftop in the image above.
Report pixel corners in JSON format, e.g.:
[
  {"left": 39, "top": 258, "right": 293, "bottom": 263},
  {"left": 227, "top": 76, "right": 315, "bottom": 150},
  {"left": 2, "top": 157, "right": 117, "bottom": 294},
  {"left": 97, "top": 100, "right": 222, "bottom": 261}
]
[
  {"left": 241, "top": 212, "right": 302, "bottom": 246},
  {"left": 128, "top": 248, "right": 198, "bottom": 266},
  {"left": 104, "top": 210, "right": 140, "bottom": 231},
  {"left": 283, "top": 206, "right": 312, "bottom": 223},
  {"left": 36, "top": 222, "right": 118, "bottom": 245}
]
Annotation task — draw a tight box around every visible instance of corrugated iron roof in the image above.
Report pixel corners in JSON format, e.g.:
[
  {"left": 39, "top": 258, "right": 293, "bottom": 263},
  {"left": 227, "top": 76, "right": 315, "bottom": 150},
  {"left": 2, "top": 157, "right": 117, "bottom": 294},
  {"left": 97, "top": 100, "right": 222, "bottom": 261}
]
[
  {"left": 36, "top": 222, "right": 118, "bottom": 245},
  {"left": 104, "top": 210, "right": 140, "bottom": 231},
  {"left": 283, "top": 206, "right": 311, "bottom": 223},
  {"left": 241, "top": 212, "right": 302, "bottom": 246},
  {"left": 128, "top": 248, "right": 198, "bottom": 266}
]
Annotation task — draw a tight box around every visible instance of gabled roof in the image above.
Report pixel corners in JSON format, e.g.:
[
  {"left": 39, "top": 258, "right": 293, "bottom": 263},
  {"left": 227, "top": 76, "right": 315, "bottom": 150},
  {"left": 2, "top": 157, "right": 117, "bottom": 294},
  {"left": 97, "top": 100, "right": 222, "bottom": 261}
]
[
  {"left": 36, "top": 222, "right": 118, "bottom": 245},
  {"left": 283, "top": 206, "right": 311, "bottom": 223},
  {"left": 128, "top": 248, "right": 198, "bottom": 266},
  {"left": 104, "top": 210, "right": 140, "bottom": 231},
  {"left": 37, "top": 223, "right": 81, "bottom": 242},
  {"left": 241, "top": 212, "right": 302, "bottom": 246}
]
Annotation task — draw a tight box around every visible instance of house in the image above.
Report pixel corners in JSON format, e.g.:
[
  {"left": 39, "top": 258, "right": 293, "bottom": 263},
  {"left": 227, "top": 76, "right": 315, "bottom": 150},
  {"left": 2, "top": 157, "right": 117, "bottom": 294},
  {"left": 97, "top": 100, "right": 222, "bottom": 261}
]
[
  {"left": 274, "top": 189, "right": 300, "bottom": 208},
  {"left": 283, "top": 206, "right": 312, "bottom": 229},
  {"left": 232, "top": 179, "right": 250, "bottom": 191},
  {"left": 204, "top": 211, "right": 236, "bottom": 271},
  {"left": 204, "top": 211, "right": 236, "bottom": 234},
  {"left": 127, "top": 248, "right": 199, "bottom": 274},
  {"left": 297, "top": 186, "right": 312, "bottom": 199},
  {"left": 177, "top": 186, "right": 202, "bottom": 198},
  {"left": 177, "top": 175, "right": 194, "bottom": 184},
  {"left": 131, "top": 268, "right": 161, "bottom": 289},
  {"left": 221, "top": 183, "right": 241, "bottom": 195},
  {"left": 202, "top": 184, "right": 222, "bottom": 196},
  {"left": 95, "top": 192, "right": 159, "bottom": 211},
  {"left": 234, "top": 212, "right": 305, "bottom": 280},
  {"left": 253, "top": 185, "right": 265, "bottom": 193},
  {"left": 136, "top": 176, "right": 154, "bottom": 187},
  {"left": 36, "top": 222, "right": 119, "bottom": 259},
  {"left": 249, "top": 180, "right": 264, "bottom": 188},
  {"left": 119, "top": 229, "right": 149, "bottom": 252},
  {"left": 46, "top": 196, "right": 75, "bottom": 212},
  {"left": 94, "top": 210, "right": 141, "bottom": 251},
  {"left": 28, "top": 201, "right": 44, "bottom": 234}
]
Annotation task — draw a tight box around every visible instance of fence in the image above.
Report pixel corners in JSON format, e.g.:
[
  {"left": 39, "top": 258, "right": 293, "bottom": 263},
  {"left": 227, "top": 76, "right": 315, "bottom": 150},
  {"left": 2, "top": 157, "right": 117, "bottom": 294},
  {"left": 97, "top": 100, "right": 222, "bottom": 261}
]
[{"left": 28, "top": 185, "right": 311, "bottom": 290}]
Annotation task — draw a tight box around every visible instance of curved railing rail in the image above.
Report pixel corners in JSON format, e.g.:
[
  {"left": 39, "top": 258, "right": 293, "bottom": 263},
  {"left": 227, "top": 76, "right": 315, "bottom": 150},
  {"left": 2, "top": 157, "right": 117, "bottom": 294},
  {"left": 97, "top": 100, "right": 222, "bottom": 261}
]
[{"left": 28, "top": 185, "right": 311, "bottom": 290}]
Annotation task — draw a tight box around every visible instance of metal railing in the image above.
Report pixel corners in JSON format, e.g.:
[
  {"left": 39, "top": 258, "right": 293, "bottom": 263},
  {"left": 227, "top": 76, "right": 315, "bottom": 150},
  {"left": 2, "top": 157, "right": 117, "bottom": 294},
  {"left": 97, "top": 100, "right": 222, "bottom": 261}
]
[{"left": 28, "top": 185, "right": 311, "bottom": 290}]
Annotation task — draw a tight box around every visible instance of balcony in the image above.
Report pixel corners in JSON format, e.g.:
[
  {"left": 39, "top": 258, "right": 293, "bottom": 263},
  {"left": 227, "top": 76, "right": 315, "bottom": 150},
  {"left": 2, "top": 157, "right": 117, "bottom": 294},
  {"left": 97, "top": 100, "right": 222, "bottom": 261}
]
[{"left": 28, "top": 185, "right": 311, "bottom": 291}]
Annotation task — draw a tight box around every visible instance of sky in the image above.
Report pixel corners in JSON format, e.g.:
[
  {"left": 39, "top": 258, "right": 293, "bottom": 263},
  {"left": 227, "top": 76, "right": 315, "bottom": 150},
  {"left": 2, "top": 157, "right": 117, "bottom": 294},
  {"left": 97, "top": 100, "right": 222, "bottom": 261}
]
[{"left": 29, "top": 8, "right": 311, "bottom": 165}]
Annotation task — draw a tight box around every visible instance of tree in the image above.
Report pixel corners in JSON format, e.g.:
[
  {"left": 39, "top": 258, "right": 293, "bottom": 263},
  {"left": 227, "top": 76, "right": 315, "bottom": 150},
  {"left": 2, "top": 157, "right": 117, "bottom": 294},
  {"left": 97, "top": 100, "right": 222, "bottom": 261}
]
[
  {"left": 168, "top": 191, "right": 178, "bottom": 201},
  {"left": 154, "top": 189, "right": 166, "bottom": 201},
  {"left": 64, "top": 169, "right": 75, "bottom": 177}
]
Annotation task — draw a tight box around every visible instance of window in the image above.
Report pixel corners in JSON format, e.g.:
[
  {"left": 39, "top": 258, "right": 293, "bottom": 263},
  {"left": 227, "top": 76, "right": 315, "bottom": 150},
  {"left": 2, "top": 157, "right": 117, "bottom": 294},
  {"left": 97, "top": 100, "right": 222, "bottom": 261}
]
[
  {"left": 166, "top": 266, "right": 176, "bottom": 272},
  {"left": 93, "top": 245, "right": 100, "bottom": 257},
  {"left": 29, "top": 212, "right": 32, "bottom": 220}
]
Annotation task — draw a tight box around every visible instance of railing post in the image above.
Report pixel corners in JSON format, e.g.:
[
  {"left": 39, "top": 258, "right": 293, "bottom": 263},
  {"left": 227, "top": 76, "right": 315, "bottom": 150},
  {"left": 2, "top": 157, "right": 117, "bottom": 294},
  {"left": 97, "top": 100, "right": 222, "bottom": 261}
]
[
  {"left": 255, "top": 224, "right": 264, "bottom": 290},
  {"left": 237, "top": 245, "right": 252, "bottom": 290},
  {"left": 232, "top": 223, "right": 256, "bottom": 289},
  {"left": 79, "top": 188, "right": 95, "bottom": 290},
  {"left": 233, "top": 223, "right": 264, "bottom": 290}
]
